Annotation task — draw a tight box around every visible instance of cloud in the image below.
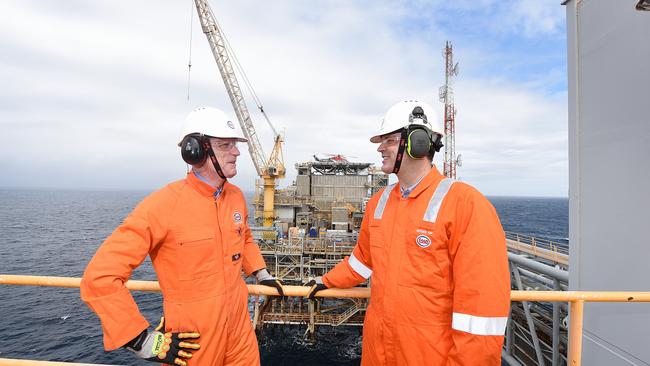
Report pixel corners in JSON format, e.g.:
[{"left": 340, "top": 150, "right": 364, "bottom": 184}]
[{"left": 0, "top": 1, "right": 568, "bottom": 196}]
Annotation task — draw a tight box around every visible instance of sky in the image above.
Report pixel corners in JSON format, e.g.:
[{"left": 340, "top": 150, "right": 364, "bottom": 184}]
[{"left": 0, "top": 0, "right": 568, "bottom": 197}]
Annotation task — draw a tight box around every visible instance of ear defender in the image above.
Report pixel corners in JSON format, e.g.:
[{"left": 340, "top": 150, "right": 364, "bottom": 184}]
[
  {"left": 180, "top": 134, "right": 208, "bottom": 165},
  {"left": 406, "top": 128, "right": 432, "bottom": 159}
]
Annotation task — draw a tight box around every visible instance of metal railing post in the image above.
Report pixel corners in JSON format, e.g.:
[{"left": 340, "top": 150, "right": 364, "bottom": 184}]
[
  {"left": 512, "top": 265, "right": 546, "bottom": 366},
  {"left": 568, "top": 300, "right": 584, "bottom": 366},
  {"left": 552, "top": 278, "right": 561, "bottom": 366}
]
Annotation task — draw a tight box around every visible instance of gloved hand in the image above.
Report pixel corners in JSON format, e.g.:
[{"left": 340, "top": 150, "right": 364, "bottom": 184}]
[
  {"left": 124, "top": 317, "right": 200, "bottom": 366},
  {"left": 254, "top": 268, "right": 285, "bottom": 297},
  {"left": 305, "top": 276, "right": 328, "bottom": 300}
]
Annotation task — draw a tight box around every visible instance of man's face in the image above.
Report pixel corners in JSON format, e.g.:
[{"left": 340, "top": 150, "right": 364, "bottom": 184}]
[
  {"left": 209, "top": 137, "right": 240, "bottom": 178},
  {"left": 376, "top": 132, "right": 401, "bottom": 174}
]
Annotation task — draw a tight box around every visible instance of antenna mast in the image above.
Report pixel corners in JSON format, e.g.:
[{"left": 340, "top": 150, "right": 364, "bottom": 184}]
[{"left": 439, "top": 41, "right": 459, "bottom": 179}]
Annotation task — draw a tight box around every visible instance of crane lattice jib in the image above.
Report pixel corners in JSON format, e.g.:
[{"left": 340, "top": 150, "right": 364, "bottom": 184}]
[{"left": 193, "top": 0, "right": 267, "bottom": 177}]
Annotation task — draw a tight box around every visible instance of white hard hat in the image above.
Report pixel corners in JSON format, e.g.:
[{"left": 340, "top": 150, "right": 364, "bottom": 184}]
[
  {"left": 370, "top": 99, "right": 443, "bottom": 143},
  {"left": 178, "top": 106, "right": 247, "bottom": 145}
]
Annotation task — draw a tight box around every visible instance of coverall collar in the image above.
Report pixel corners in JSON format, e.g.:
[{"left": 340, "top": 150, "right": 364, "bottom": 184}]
[
  {"left": 399, "top": 166, "right": 445, "bottom": 199},
  {"left": 186, "top": 171, "right": 229, "bottom": 198}
]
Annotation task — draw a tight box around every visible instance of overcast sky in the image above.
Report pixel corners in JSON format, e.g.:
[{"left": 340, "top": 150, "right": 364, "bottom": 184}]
[{"left": 0, "top": 1, "right": 568, "bottom": 197}]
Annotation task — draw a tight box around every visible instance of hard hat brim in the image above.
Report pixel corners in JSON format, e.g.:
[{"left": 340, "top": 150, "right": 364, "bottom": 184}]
[
  {"left": 177, "top": 135, "right": 248, "bottom": 146},
  {"left": 369, "top": 128, "right": 403, "bottom": 143}
]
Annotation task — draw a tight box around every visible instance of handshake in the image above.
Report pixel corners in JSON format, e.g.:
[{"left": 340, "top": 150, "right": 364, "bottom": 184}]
[{"left": 255, "top": 268, "right": 329, "bottom": 300}]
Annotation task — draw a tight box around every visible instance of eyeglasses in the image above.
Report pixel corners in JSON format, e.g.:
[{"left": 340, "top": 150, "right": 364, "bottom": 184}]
[
  {"left": 378, "top": 135, "right": 401, "bottom": 146},
  {"left": 210, "top": 139, "right": 238, "bottom": 151}
]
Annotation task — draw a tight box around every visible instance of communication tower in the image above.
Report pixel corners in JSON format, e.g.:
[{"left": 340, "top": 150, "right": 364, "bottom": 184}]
[{"left": 438, "top": 41, "right": 461, "bottom": 179}]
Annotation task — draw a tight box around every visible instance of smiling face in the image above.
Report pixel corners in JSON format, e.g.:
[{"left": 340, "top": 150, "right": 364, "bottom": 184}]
[
  {"left": 376, "top": 132, "right": 402, "bottom": 174},
  {"left": 208, "top": 137, "right": 240, "bottom": 178}
]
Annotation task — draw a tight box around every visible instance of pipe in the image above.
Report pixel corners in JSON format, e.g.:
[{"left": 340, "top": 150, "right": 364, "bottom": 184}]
[
  {"left": 509, "top": 253, "right": 569, "bottom": 282},
  {"left": 2, "top": 275, "right": 650, "bottom": 302},
  {"left": 0, "top": 275, "right": 369, "bottom": 298}
]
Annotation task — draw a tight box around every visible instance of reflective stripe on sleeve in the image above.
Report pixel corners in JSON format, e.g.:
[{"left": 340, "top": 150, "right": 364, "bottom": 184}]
[
  {"left": 452, "top": 312, "right": 508, "bottom": 336},
  {"left": 374, "top": 183, "right": 396, "bottom": 219},
  {"left": 348, "top": 252, "right": 372, "bottom": 279},
  {"left": 423, "top": 178, "right": 455, "bottom": 222}
]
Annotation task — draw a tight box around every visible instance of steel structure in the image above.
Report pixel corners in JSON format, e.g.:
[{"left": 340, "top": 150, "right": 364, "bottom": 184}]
[
  {"left": 438, "top": 41, "right": 460, "bottom": 179},
  {"left": 193, "top": 0, "right": 285, "bottom": 226},
  {"left": 253, "top": 231, "right": 367, "bottom": 338}
]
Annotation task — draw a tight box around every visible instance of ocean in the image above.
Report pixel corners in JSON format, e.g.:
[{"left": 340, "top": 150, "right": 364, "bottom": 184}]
[{"left": 0, "top": 188, "right": 567, "bottom": 365}]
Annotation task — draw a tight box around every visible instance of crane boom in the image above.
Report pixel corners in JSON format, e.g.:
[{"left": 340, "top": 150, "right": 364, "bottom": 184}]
[
  {"left": 192, "top": 0, "right": 285, "bottom": 227},
  {"left": 193, "top": 0, "right": 266, "bottom": 177}
]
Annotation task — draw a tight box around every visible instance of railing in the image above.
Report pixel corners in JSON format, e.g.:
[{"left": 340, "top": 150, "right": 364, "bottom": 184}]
[
  {"left": 505, "top": 232, "right": 569, "bottom": 269},
  {"left": 333, "top": 302, "right": 363, "bottom": 327},
  {"left": 1, "top": 274, "right": 649, "bottom": 366},
  {"left": 505, "top": 231, "right": 569, "bottom": 255}
]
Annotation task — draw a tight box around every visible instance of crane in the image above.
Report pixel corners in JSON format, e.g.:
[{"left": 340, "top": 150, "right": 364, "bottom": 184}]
[{"left": 193, "top": 0, "right": 285, "bottom": 227}]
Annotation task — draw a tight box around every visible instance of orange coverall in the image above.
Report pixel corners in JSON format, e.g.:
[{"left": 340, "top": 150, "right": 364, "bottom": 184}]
[
  {"left": 323, "top": 168, "right": 510, "bottom": 365},
  {"left": 80, "top": 172, "right": 266, "bottom": 365}
]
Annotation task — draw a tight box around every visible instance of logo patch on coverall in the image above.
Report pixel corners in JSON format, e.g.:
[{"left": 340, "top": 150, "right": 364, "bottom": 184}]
[
  {"left": 416, "top": 234, "right": 432, "bottom": 248},
  {"left": 232, "top": 253, "right": 241, "bottom": 261},
  {"left": 233, "top": 212, "right": 242, "bottom": 223}
]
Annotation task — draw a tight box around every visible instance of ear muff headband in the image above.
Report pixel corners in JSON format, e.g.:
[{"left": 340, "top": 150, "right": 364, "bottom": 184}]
[{"left": 180, "top": 135, "right": 227, "bottom": 180}]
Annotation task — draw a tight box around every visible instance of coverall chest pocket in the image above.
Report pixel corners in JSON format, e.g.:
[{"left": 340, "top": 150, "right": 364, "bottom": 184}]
[
  {"left": 399, "top": 224, "right": 450, "bottom": 291},
  {"left": 177, "top": 235, "right": 220, "bottom": 281}
]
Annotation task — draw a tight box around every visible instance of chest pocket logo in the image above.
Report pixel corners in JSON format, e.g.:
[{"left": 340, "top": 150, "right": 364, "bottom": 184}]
[
  {"left": 416, "top": 234, "right": 432, "bottom": 248},
  {"left": 233, "top": 212, "right": 242, "bottom": 223}
]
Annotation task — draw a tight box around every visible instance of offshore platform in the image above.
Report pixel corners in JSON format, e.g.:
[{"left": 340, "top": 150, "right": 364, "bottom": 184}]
[{"left": 250, "top": 156, "right": 386, "bottom": 338}]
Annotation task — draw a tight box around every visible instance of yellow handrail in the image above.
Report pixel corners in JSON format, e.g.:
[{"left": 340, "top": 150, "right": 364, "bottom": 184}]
[
  {"left": 2, "top": 274, "right": 650, "bottom": 366},
  {"left": 0, "top": 360, "right": 117, "bottom": 366}
]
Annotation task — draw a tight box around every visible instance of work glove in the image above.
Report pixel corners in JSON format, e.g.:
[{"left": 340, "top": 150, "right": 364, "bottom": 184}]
[
  {"left": 305, "top": 276, "right": 328, "bottom": 300},
  {"left": 254, "top": 268, "right": 285, "bottom": 297},
  {"left": 124, "top": 317, "right": 200, "bottom": 366}
]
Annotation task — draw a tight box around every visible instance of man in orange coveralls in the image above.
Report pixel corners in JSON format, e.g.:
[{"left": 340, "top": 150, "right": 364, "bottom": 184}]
[
  {"left": 81, "top": 106, "right": 284, "bottom": 366},
  {"left": 307, "top": 99, "right": 511, "bottom": 365}
]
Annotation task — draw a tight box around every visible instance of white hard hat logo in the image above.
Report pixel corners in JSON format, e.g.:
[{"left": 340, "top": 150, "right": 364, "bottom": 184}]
[{"left": 227, "top": 121, "right": 235, "bottom": 129}]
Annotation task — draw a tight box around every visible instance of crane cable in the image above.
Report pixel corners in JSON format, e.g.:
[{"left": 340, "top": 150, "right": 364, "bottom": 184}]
[
  {"left": 208, "top": 7, "right": 279, "bottom": 137},
  {"left": 186, "top": 0, "right": 194, "bottom": 101}
]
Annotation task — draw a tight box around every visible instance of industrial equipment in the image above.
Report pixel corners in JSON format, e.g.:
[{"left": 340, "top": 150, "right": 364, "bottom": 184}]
[{"left": 193, "top": 0, "right": 285, "bottom": 226}]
